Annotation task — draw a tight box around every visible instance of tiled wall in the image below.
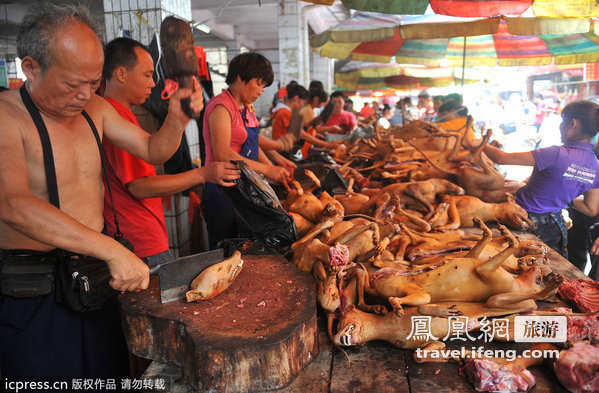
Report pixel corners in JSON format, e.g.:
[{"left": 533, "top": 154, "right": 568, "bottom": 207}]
[{"left": 162, "top": 119, "right": 204, "bottom": 258}]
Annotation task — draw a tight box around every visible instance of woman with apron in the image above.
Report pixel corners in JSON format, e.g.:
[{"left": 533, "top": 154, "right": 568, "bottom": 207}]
[{"left": 202, "top": 52, "right": 291, "bottom": 248}]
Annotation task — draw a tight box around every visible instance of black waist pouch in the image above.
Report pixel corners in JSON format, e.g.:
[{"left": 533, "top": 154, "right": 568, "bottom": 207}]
[
  {"left": 0, "top": 252, "right": 56, "bottom": 297},
  {"left": 54, "top": 252, "right": 117, "bottom": 312}
]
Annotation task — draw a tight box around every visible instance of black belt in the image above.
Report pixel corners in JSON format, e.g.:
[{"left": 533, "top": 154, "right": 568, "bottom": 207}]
[{"left": 527, "top": 210, "right": 562, "bottom": 226}]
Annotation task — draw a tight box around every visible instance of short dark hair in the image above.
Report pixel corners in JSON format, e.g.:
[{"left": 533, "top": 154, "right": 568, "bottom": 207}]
[
  {"left": 330, "top": 91, "right": 344, "bottom": 100},
  {"left": 562, "top": 100, "right": 599, "bottom": 137},
  {"left": 418, "top": 90, "right": 430, "bottom": 99},
  {"left": 226, "top": 52, "right": 274, "bottom": 87},
  {"left": 17, "top": 3, "right": 103, "bottom": 73},
  {"left": 103, "top": 37, "right": 149, "bottom": 80},
  {"left": 438, "top": 100, "right": 460, "bottom": 114},
  {"left": 444, "top": 93, "right": 463, "bottom": 106},
  {"left": 309, "top": 80, "right": 324, "bottom": 90},
  {"left": 286, "top": 81, "right": 308, "bottom": 100}
]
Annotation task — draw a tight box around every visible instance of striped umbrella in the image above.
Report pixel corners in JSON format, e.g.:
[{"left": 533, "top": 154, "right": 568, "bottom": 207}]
[
  {"left": 312, "top": 14, "right": 599, "bottom": 66},
  {"left": 300, "top": 0, "right": 599, "bottom": 18},
  {"left": 335, "top": 62, "right": 488, "bottom": 90}
]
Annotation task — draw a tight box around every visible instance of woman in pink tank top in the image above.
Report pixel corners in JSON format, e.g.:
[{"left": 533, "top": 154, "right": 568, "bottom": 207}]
[{"left": 202, "top": 52, "right": 291, "bottom": 248}]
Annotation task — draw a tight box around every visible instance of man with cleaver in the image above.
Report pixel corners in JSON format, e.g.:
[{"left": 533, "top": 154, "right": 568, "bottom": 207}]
[{"left": 0, "top": 3, "right": 202, "bottom": 381}]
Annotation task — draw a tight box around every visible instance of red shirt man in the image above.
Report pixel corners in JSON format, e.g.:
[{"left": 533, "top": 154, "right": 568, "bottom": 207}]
[{"left": 318, "top": 91, "right": 357, "bottom": 134}]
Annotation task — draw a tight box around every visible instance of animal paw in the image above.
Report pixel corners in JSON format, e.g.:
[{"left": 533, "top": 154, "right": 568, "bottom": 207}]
[
  {"left": 389, "top": 298, "right": 405, "bottom": 316},
  {"left": 543, "top": 272, "right": 564, "bottom": 289}
]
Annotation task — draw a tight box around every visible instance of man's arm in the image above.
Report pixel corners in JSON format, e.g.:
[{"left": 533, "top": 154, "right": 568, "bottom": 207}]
[
  {"left": 572, "top": 189, "right": 599, "bottom": 217},
  {"left": 209, "top": 105, "right": 289, "bottom": 183},
  {"left": 0, "top": 115, "right": 148, "bottom": 292},
  {"left": 102, "top": 81, "right": 203, "bottom": 164},
  {"left": 126, "top": 162, "right": 240, "bottom": 199},
  {"left": 482, "top": 144, "right": 536, "bottom": 166}
]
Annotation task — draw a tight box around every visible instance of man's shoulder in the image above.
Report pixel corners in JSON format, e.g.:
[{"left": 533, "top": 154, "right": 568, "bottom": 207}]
[{"left": 0, "top": 89, "right": 27, "bottom": 121}]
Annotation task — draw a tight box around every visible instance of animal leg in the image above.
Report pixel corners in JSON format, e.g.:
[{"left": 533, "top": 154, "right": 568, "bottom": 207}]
[
  {"left": 404, "top": 184, "right": 435, "bottom": 219},
  {"left": 398, "top": 223, "right": 424, "bottom": 245},
  {"left": 464, "top": 218, "right": 493, "bottom": 258},
  {"left": 304, "top": 169, "right": 321, "bottom": 192},
  {"left": 292, "top": 219, "right": 335, "bottom": 250},
  {"left": 355, "top": 264, "right": 387, "bottom": 315},
  {"left": 486, "top": 272, "right": 563, "bottom": 310},
  {"left": 434, "top": 200, "right": 461, "bottom": 230},
  {"left": 394, "top": 235, "right": 412, "bottom": 260},
  {"left": 475, "top": 225, "right": 518, "bottom": 278},
  {"left": 396, "top": 203, "right": 432, "bottom": 232},
  {"left": 332, "top": 222, "right": 379, "bottom": 246},
  {"left": 388, "top": 285, "right": 431, "bottom": 316}
]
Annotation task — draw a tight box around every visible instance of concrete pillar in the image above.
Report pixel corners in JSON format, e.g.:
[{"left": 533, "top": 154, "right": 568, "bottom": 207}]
[
  {"left": 278, "top": 0, "right": 306, "bottom": 87},
  {"left": 311, "top": 52, "right": 334, "bottom": 93},
  {"left": 103, "top": 0, "right": 192, "bottom": 45}
]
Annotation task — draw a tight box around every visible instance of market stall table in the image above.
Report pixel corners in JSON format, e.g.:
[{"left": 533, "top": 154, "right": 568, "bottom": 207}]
[{"left": 125, "top": 234, "right": 586, "bottom": 393}]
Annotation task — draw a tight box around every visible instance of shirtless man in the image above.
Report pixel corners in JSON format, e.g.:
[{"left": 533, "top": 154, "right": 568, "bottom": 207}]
[{"left": 0, "top": 4, "right": 203, "bottom": 380}]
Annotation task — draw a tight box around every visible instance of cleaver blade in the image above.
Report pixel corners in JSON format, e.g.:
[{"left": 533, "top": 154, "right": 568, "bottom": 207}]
[{"left": 149, "top": 248, "right": 224, "bottom": 304}]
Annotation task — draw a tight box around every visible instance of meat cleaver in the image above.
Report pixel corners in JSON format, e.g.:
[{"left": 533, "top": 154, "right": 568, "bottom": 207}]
[
  {"left": 149, "top": 248, "right": 224, "bottom": 303},
  {"left": 288, "top": 109, "right": 304, "bottom": 140}
]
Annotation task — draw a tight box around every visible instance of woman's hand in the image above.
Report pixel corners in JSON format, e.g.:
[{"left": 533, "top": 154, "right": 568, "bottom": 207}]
[{"left": 265, "top": 165, "right": 291, "bottom": 184}]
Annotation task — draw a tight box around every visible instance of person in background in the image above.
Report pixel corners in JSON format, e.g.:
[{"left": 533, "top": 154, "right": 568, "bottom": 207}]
[
  {"left": 271, "top": 81, "right": 308, "bottom": 141},
  {"left": 101, "top": 38, "right": 239, "bottom": 267},
  {"left": 436, "top": 99, "right": 460, "bottom": 123},
  {"left": 359, "top": 101, "right": 375, "bottom": 119},
  {"left": 486, "top": 100, "right": 599, "bottom": 258},
  {"left": 390, "top": 97, "right": 415, "bottom": 126},
  {"left": 0, "top": 3, "right": 203, "bottom": 380},
  {"left": 316, "top": 90, "right": 357, "bottom": 135},
  {"left": 417, "top": 90, "right": 435, "bottom": 122},
  {"left": 203, "top": 52, "right": 290, "bottom": 248},
  {"left": 300, "top": 87, "right": 328, "bottom": 125},
  {"left": 431, "top": 95, "right": 444, "bottom": 122},
  {"left": 377, "top": 103, "right": 394, "bottom": 129}
]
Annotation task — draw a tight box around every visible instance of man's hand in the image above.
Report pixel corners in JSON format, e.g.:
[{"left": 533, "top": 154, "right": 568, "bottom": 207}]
[
  {"left": 265, "top": 165, "right": 291, "bottom": 184},
  {"left": 592, "top": 237, "right": 599, "bottom": 255},
  {"left": 168, "top": 78, "right": 204, "bottom": 122},
  {"left": 202, "top": 161, "right": 240, "bottom": 187},
  {"left": 105, "top": 247, "right": 150, "bottom": 292}
]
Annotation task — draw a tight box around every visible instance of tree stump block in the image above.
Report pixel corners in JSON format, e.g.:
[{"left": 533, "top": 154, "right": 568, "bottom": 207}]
[{"left": 120, "top": 254, "right": 318, "bottom": 393}]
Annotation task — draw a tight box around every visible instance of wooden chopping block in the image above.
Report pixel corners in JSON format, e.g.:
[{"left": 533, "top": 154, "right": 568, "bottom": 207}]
[{"left": 120, "top": 254, "right": 318, "bottom": 393}]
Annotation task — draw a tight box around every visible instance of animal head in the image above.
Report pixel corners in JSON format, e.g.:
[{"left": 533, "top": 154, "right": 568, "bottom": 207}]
[
  {"left": 333, "top": 305, "right": 369, "bottom": 346},
  {"left": 328, "top": 243, "right": 350, "bottom": 267}
]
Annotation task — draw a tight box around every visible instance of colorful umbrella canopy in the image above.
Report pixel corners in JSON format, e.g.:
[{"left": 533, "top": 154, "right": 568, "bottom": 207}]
[
  {"left": 335, "top": 62, "right": 488, "bottom": 90},
  {"left": 312, "top": 13, "right": 599, "bottom": 66},
  {"left": 300, "top": 0, "right": 599, "bottom": 18}
]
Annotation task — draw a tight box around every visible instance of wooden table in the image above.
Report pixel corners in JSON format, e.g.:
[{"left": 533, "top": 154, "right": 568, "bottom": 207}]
[{"left": 139, "top": 234, "right": 588, "bottom": 393}]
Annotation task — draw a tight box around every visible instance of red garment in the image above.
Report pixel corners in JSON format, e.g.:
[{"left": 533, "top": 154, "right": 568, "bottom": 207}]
[
  {"left": 324, "top": 111, "right": 358, "bottom": 134},
  {"left": 271, "top": 105, "right": 292, "bottom": 140},
  {"left": 359, "top": 105, "right": 374, "bottom": 118},
  {"left": 102, "top": 97, "right": 169, "bottom": 258},
  {"left": 203, "top": 89, "right": 248, "bottom": 165}
]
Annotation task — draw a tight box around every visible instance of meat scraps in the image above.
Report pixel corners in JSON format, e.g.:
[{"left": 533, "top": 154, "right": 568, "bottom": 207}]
[
  {"left": 554, "top": 342, "right": 599, "bottom": 393},
  {"left": 558, "top": 279, "right": 599, "bottom": 313},
  {"left": 459, "top": 359, "right": 535, "bottom": 392}
]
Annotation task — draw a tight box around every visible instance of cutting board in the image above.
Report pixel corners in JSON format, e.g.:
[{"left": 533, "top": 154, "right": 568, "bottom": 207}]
[{"left": 120, "top": 254, "right": 318, "bottom": 392}]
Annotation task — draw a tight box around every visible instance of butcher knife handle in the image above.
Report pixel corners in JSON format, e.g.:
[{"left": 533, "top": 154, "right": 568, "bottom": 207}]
[{"left": 149, "top": 265, "right": 161, "bottom": 275}]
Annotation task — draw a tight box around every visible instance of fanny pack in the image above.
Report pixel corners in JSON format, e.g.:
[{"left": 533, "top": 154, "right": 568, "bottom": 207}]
[
  {"left": 0, "top": 250, "right": 56, "bottom": 298},
  {"left": 12, "top": 85, "right": 133, "bottom": 312}
]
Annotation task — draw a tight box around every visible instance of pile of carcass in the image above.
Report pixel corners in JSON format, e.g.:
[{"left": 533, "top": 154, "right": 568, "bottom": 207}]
[{"left": 282, "top": 119, "right": 599, "bottom": 393}]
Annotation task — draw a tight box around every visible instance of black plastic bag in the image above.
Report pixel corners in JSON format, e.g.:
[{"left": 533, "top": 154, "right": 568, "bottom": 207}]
[{"left": 223, "top": 161, "right": 297, "bottom": 255}]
